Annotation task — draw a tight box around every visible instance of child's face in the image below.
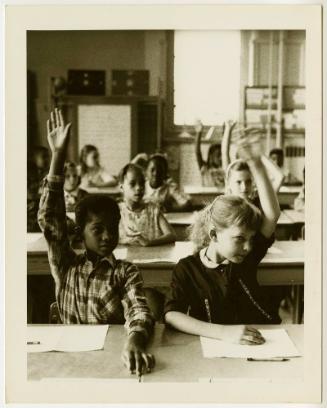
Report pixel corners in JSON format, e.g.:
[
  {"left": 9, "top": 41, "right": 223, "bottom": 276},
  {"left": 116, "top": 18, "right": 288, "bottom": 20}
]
[
  {"left": 147, "top": 160, "right": 166, "bottom": 189},
  {"left": 64, "top": 168, "right": 80, "bottom": 192},
  {"left": 85, "top": 151, "right": 99, "bottom": 168},
  {"left": 208, "top": 146, "right": 221, "bottom": 168},
  {"left": 227, "top": 170, "right": 254, "bottom": 199},
  {"left": 214, "top": 224, "right": 255, "bottom": 264},
  {"left": 121, "top": 169, "right": 145, "bottom": 205},
  {"left": 82, "top": 212, "right": 119, "bottom": 257},
  {"left": 35, "top": 151, "right": 49, "bottom": 170}
]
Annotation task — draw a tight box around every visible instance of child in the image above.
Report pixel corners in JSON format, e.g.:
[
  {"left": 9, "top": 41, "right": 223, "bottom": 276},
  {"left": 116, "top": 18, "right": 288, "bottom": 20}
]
[
  {"left": 32, "top": 145, "right": 50, "bottom": 193},
  {"left": 79, "top": 144, "right": 118, "bottom": 189},
  {"left": 144, "top": 153, "right": 191, "bottom": 212},
  {"left": 164, "top": 140, "right": 281, "bottom": 344},
  {"left": 194, "top": 121, "right": 226, "bottom": 188},
  {"left": 38, "top": 109, "right": 155, "bottom": 375},
  {"left": 119, "top": 163, "right": 176, "bottom": 246},
  {"left": 293, "top": 167, "right": 305, "bottom": 212},
  {"left": 269, "top": 147, "right": 300, "bottom": 186},
  {"left": 222, "top": 125, "right": 284, "bottom": 193},
  {"left": 63, "top": 161, "right": 88, "bottom": 212}
]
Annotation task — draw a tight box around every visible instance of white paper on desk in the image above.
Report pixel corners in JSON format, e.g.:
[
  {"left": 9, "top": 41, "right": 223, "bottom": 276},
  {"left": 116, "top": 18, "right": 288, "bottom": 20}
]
[
  {"left": 200, "top": 329, "right": 300, "bottom": 359},
  {"left": 27, "top": 325, "right": 109, "bottom": 353}
]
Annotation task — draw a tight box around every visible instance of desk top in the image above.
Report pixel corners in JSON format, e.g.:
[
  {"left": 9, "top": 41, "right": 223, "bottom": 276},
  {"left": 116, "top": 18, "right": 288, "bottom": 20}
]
[
  {"left": 83, "top": 186, "right": 121, "bottom": 195},
  {"left": 27, "top": 324, "right": 303, "bottom": 382},
  {"left": 284, "top": 209, "right": 305, "bottom": 224},
  {"left": 27, "top": 236, "right": 304, "bottom": 266}
]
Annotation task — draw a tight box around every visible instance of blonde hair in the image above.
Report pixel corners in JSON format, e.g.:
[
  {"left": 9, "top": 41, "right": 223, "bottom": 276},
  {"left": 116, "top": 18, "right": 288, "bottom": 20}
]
[{"left": 189, "top": 195, "right": 262, "bottom": 250}]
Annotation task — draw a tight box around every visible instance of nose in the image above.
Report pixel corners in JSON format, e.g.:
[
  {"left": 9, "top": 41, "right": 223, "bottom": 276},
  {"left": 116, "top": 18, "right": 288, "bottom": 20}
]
[
  {"left": 243, "top": 241, "right": 251, "bottom": 253},
  {"left": 240, "top": 182, "right": 247, "bottom": 192},
  {"left": 102, "top": 229, "right": 110, "bottom": 241}
]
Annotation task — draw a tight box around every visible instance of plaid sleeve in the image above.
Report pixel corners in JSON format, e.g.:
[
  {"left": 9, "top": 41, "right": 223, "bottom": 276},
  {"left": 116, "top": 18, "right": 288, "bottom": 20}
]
[
  {"left": 119, "top": 262, "right": 154, "bottom": 340},
  {"left": 38, "top": 175, "right": 76, "bottom": 289}
]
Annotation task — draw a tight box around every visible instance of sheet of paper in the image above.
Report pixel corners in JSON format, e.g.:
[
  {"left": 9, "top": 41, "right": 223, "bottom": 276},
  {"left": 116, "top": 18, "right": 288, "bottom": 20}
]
[
  {"left": 27, "top": 325, "right": 109, "bottom": 353},
  {"left": 200, "top": 329, "right": 300, "bottom": 359}
]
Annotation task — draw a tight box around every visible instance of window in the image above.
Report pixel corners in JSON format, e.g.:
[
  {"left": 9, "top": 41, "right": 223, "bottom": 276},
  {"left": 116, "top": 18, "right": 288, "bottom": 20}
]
[{"left": 173, "top": 30, "right": 242, "bottom": 126}]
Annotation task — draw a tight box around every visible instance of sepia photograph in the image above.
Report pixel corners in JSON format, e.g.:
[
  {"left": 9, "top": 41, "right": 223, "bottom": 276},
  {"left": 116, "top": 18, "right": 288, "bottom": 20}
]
[{"left": 5, "top": 4, "right": 323, "bottom": 404}]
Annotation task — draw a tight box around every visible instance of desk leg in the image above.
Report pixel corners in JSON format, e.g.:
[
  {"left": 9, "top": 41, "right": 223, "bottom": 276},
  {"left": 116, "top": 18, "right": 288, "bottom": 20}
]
[{"left": 292, "top": 285, "right": 303, "bottom": 324}]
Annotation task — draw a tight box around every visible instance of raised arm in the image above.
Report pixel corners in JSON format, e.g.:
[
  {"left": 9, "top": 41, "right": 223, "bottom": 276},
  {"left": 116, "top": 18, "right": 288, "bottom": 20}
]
[
  {"left": 221, "top": 120, "right": 236, "bottom": 170},
  {"left": 38, "top": 109, "right": 76, "bottom": 292},
  {"left": 236, "top": 134, "right": 281, "bottom": 238},
  {"left": 261, "top": 155, "right": 284, "bottom": 193},
  {"left": 194, "top": 120, "right": 205, "bottom": 169}
]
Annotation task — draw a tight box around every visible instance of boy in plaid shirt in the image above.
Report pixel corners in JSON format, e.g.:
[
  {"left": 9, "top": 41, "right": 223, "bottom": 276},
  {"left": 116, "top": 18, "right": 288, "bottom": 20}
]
[{"left": 38, "top": 109, "right": 155, "bottom": 376}]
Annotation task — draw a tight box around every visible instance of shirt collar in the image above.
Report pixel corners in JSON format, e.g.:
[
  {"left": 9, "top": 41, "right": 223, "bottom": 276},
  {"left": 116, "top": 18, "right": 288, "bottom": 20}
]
[
  {"left": 64, "top": 188, "right": 79, "bottom": 198},
  {"left": 84, "top": 251, "right": 116, "bottom": 270},
  {"left": 199, "top": 247, "right": 230, "bottom": 269}
]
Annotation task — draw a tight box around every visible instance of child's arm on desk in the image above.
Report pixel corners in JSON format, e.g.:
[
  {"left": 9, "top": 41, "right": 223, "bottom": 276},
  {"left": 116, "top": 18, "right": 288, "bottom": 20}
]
[
  {"left": 38, "top": 109, "right": 76, "bottom": 291},
  {"left": 165, "top": 312, "right": 264, "bottom": 345},
  {"left": 237, "top": 135, "right": 281, "bottom": 238}
]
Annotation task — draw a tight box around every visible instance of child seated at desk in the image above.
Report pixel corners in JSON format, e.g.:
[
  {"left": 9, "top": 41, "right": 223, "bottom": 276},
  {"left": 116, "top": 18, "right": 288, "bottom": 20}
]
[
  {"left": 164, "top": 138, "right": 281, "bottom": 345},
  {"left": 38, "top": 109, "right": 155, "bottom": 376},
  {"left": 223, "top": 126, "right": 284, "bottom": 193},
  {"left": 194, "top": 120, "right": 226, "bottom": 188},
  {"left": 144, "top": 153, "right": 191, "bottom": 212},
  {"left": 79, "top": 144, "right": 118, "bottom": 189},
  {"left": 64, "top": 161, "right": 88, "bottom": 212},
  {"left": 31, "top": 145, "right": 50, "bottom": 193},
  {"left": 118, "top": 163, "right": 176, "bottom": 246}
]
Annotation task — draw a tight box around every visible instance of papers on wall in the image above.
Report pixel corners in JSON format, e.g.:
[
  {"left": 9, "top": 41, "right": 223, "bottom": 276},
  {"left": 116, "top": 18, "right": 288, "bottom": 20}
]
[
  {"left": 27, "top": 325, "right": 109, "bottom": 353},
  {"left": 200, "top": 329, "right": 300, "bottom": 359}
]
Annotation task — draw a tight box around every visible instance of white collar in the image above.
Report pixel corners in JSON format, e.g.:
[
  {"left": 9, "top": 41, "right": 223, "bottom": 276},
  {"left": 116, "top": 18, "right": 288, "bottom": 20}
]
[{"left": 199, "top": 247, "right": 230, "bottom": 269}]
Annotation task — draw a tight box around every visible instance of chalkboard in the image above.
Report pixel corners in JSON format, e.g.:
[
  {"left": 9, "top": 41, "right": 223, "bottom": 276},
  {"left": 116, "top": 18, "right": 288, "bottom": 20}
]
[{"left": 78, "top": 104, "right": 132, "bottom": 176}]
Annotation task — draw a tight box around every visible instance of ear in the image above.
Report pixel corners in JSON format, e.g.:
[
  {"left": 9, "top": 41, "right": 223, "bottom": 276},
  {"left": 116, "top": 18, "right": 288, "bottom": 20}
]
[{"left": 209, "top": 227, "right": 218, "bottom": 242}]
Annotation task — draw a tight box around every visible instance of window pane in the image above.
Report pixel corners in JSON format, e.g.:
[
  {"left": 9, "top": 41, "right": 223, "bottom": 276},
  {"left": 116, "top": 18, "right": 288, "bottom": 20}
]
[{"left": 174, "top": 30, "right": 241, "bottom": 126}]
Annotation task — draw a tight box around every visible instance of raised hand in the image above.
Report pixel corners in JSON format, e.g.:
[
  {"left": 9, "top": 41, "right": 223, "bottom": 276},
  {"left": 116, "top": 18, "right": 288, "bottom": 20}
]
[
  {"left": 194, "top": 119, "right": 204, "bottom": 134},
  {"left": 47, "top": 108, "right": 71, "bottom": 153},
  {"left": 234, "top": 128, "right": 262, "bottom": 162}
]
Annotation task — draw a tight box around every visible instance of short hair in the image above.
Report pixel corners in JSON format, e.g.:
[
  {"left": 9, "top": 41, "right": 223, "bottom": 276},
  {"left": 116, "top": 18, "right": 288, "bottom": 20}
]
[
  {"left": 148, "top": 153, "right": 168, "bottom": 176},
  {"left": 118, "top": 163, "right": 144, "bottom": 184},
  {"left": 64, "top": 161, "right": 78, "bottom": 174},
  {"left": 75, "top": 194, "right": 120, "bottom": 231},
  {"left": 225, "top": 159, "right": 250, "bottom": 181},
  {"left": 269, "top": 148, "right": 284, "bottom": 166}
]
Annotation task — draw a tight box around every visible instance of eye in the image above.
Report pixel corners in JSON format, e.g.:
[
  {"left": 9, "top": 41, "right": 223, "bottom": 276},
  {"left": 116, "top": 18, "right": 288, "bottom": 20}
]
[{"left": 234, "top": 236, "right": 245, "bottom": 242}]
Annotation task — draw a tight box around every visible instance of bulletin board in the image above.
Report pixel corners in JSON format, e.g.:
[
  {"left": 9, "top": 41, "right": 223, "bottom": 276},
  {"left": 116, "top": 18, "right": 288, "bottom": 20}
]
[{"left": 78, "top": 104, "right": 132, "bottom": 176}]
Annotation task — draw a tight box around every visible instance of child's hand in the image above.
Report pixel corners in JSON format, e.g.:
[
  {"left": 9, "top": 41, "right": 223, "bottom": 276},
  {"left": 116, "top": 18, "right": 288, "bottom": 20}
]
[
  {"left": 135, "top": 235, "right": 151, "bottom": 247},
  {"left": 121, "top": 332, "right": 155, "bottom": 376},
  {"left": 234, "top": 128, "right": 262, "bottom": 162},
  {"left": 194, "top": 120, "right": 203, "bottom": 134},
  {"left": 47, "top": 108, "right": 71, "bottom": 153},
  {"left": 220, "top": 325, "right": 265, "bottom": 345}
]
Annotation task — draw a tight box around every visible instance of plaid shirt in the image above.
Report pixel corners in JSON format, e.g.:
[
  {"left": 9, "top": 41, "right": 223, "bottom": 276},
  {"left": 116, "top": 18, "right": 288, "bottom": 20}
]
[{"left": 38, "top": 175, "right": 154, "bottom": 339}]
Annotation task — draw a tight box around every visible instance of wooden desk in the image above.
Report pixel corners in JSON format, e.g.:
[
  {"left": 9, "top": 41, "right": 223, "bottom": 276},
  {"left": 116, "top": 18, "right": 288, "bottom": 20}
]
[
  {"left": 184, "top": 185, "right": 302, "bottom": 208},
  {"left": 27, "top": 324, "right": 303, "bottom": 382},
  {"left": 83, "top": 186, "right": 121, "bottom": 198}
]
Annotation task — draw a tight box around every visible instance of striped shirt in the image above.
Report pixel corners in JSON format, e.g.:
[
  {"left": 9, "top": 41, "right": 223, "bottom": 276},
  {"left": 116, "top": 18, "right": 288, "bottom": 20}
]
[{"left": 38, "top": 176, "right": 154, "bottom": 339}]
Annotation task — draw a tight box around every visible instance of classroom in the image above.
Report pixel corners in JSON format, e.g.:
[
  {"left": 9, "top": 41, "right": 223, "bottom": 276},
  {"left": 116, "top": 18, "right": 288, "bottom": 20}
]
[{"left": 27, "top": 29, "right": 305, "bottom": 382}]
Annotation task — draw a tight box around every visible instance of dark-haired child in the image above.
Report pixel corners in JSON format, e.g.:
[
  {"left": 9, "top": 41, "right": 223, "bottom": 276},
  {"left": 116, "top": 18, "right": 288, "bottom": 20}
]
[
  {"left": 164, "top": 139, "right": 281, "bottom": 344},
  {"left": 194, "top": 121, "right": 227, "bottom": 188},
  {"left": 79, "top": 144, "right": 118, "bottom": 189},
  {"left": 64, "top": 161, "right": 88, "bottom": 212},
  {"left": 119, "top": 163, "right": 176, "bottom": 246},
  {"left": 144, "top": 154, "right": 191, "bottom": 212},
  {"left": 38, "top": 109, "right": 155, "bottom": 375},
  {"left": 32, "top": 145, "right": 50, "bottom": 193}
]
